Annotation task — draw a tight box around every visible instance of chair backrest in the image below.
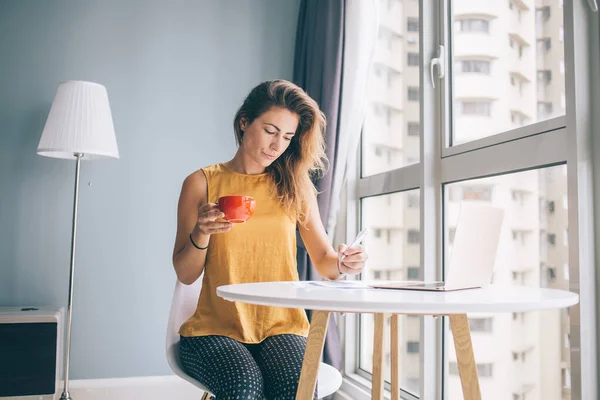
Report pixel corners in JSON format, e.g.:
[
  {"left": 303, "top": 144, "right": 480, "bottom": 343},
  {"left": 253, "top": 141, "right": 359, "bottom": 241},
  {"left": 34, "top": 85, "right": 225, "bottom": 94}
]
[
  {"left": 165, "top": 276, "right": 203, "bottom": 378},
  {"left": 165, "top": 275, "right": 341, "bottom": 398}
]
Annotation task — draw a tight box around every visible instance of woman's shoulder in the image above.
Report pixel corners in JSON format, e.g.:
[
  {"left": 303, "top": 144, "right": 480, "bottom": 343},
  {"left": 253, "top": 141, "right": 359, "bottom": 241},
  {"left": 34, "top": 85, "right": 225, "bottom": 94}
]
[
  {"left": 182, "top": 163, "right": 225, "bottom": 189},
  {"left": 199, "top": 163, "right": 228, "bottom": 176}
]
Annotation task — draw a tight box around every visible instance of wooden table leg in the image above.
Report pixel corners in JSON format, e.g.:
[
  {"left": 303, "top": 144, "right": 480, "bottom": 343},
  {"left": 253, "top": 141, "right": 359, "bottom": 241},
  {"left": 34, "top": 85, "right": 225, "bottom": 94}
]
[
  {"left": 296, "top": 310, "right": 330, "bottom": 400},
  {"left": 372, "top": 313, "right": 386, "bottom": 400},
  {"left": 449, "top": 314, "right": 481, "bottom": 400},
  {"left": 390, "top": 314, "right": 400, "bottom": 400}
]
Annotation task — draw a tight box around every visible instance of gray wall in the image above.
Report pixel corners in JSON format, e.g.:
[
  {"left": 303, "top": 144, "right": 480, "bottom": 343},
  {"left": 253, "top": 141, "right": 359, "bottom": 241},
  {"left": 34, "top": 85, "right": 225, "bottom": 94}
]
[{"left": 0, "top": 0, "right": 300, "bottom": 379}]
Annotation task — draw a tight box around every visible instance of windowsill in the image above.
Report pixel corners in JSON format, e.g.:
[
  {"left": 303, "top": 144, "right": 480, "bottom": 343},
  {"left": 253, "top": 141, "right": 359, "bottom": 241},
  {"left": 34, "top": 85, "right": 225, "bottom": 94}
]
[
  {"left": 337, "top": 373, "right": 376, "bottom": 400},
  {"left": 337, "top": 373, "right": 420, "bottom": 400}
]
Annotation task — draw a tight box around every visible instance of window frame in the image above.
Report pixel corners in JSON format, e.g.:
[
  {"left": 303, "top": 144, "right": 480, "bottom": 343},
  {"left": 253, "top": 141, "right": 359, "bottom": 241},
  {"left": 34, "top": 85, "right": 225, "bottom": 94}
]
[{"left": 339, "top": 0, "right": 598, "bottom": 399}]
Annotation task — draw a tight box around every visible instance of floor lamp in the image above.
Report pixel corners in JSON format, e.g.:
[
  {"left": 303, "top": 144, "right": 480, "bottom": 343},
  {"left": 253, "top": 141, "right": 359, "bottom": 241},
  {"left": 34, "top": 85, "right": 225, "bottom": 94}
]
[{"left": 37, "top": 80, "right": 119, "bottom": 400}]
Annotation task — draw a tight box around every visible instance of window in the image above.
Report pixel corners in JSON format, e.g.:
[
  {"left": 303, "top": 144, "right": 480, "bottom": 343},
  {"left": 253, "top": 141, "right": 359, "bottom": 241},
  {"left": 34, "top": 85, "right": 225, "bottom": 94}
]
[
  {"left": 449, "top": 362, "right": 493, "bottom": 377},
  {"left": 477, "top": 364, "right": 493, "bottom": 377},
  {"left": 407, "top": 122, "right": 420, "bottom": 136},
  {"left": 449, "top": 362, "right": 459, "bottom": 375},
  {"left": 408, "top": 87, "right": 419, "bottom": 101},
  {"left": 353, "top": 0, "right": 582, "bottom": 397},
  {"left": 444, "top": 167, "right": 569, "bottom": 398},
  {"left": 363, "top": 10, "right": 421, "bottom": 177},
  {"left": 462, "top": 185, "right": 492, "bottom": 201},
  {"left": 538, "top": 37, "right": 552, "bottom": 52},
  {"left": 407, "top": 267, "right": 420, "bottom": 280},
  {"left": 457, "top": 101, "right": 492, "bottom": 116},
  {"left": 407, "top": 193, "right": 419, "bottom": 207},
  {"left": 548, "top": 233, "right": 556, "bottom": 245},
  {"left": 547, "top": 266, "right": 557, "bottom": 282},
  {"left": 407, "top": 229, "right": 420, "bottom": 244},
  {"left": 455, "top": 60, "right": 491, "bottom": 74},
  {"left": 407, "top": 17, "right": 419, "bottom": 32},
  {"left": 407, "top": 52, "right": 419, "bottom": 66},
  {"left": 538, "top": 6, "right": 551, "bottom": 22},
  {"left": 359, "top": 190, "right": 422, "bottom": 396},
  {"left": 537, "top": 101, "right": 553, "bottom": 119},
  {"left": 455, "top": 19, "right": 490, "bottom": 33},
  {"left": 512, "top": 312, "right": 525, "bottom": 323},
  {"left": 511, "top": 111, "right": 527, "bottom": 126},
  {"left": 407, "top": 341, "right": 420, "bottom": 353},
  {"left": 469, "top": 317, "right": 493, "bottom": 332},
  {"left": 450, "top": 3, "right": 565, "bottom": 146},
  {"left": 537, "top": 70, "right": 552, "bottom": 85}
]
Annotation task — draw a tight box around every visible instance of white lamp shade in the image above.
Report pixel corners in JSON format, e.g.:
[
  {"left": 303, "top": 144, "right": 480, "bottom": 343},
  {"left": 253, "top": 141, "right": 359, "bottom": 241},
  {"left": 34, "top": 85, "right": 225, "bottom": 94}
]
[{"left": 37, "top": 80, "right": 119, "bottom": 160}]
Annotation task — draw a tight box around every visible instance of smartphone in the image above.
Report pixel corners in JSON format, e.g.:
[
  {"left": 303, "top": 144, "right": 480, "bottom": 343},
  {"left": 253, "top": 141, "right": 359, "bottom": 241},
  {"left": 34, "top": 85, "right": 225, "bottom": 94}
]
[{"left": 340, "top": 228, "right": 369, "bottom": 261}]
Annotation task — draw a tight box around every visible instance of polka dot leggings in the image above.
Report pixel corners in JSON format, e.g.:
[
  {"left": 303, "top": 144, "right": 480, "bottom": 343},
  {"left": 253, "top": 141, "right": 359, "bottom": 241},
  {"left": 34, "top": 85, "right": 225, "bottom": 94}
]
[{"left": 179, "top": 334, "right": 318, "bottom": 400}]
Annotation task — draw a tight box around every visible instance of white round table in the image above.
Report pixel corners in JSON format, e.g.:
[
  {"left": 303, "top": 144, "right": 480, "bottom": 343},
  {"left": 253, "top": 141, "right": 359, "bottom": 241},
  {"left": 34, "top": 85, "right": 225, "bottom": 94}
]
[{"left": 217, "top": 281, "right": 579, "bottom": 400}]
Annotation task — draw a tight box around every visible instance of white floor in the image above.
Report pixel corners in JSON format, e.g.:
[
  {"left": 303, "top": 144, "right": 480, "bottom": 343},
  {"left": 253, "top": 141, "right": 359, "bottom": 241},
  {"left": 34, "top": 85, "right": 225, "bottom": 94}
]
[
  {"left": 65, "top": 377, "right": 203, "bottom": 400},
  {"left": 4, "top": 376, "right": 350, "bottom": 400},
  {"left": 0, "top": 377, "right": 205, "bottom": 400}
]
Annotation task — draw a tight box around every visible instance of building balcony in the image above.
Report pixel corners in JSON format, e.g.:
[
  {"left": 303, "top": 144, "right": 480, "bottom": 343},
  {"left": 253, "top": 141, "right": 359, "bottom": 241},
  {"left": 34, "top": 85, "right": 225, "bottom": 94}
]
[
  {"left": 453, "top": 33, "right": 499, "bottom": 60},
  {"left": 453, "top": 73, "right": 498, "bottom": 99},
  {"left": 373, "top": 41, "right": 404, "bottom": 73},
  {"left": 453, "top": 116, "right": 502, "bottom": 144},
  {"left": 378, "top": 5, "right": 404, "bottom": 35},
  {"left": 452, "top": 0, "right": 502, "bottom": 18}
]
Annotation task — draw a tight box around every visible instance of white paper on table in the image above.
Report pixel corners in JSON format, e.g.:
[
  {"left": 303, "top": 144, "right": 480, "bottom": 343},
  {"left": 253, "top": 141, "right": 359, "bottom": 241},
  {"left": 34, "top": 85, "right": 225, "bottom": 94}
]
[{"left": 305, "top": 280, "right": 373, "bottom": 289}]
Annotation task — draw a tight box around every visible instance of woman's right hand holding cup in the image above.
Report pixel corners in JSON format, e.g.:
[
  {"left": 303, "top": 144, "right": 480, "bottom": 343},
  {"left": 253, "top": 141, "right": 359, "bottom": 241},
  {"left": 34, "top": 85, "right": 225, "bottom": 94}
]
[{"left": 194, "top": 203, "right": 234, "bottom": 237}]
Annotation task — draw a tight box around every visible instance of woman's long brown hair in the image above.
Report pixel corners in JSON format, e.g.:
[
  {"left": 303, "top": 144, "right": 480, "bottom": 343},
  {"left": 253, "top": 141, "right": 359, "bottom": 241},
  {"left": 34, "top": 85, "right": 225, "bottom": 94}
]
[{"left": 233, "top": 80, "right": 327, "bottom": 226}]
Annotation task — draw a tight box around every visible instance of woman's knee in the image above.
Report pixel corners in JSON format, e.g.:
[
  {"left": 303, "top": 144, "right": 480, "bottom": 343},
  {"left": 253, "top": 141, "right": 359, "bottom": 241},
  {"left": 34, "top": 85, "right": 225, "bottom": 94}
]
[
  {"left": 214, "top": 368, "right": 264, "bottom": 399},
  {"left": 179, "top": 335, "right": 265, "bottom": 399}
]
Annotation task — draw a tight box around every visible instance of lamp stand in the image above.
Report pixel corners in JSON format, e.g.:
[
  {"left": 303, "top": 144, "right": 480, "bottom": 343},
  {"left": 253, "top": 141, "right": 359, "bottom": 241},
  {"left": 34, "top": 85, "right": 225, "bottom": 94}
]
[{"left": 60, "top": 152, "right": 82, "bottom": 400}]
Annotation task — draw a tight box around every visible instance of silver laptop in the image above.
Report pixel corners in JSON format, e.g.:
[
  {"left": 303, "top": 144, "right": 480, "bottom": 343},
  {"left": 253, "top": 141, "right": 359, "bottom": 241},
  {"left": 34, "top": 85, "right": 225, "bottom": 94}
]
[{"left": 371, "top": 202, "right": 504, "bottom": 292}]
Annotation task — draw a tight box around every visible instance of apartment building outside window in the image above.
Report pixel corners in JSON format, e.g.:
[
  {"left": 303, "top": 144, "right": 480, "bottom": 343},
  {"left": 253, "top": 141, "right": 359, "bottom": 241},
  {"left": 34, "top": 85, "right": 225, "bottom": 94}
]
[
  {"left": 455, "top": 18, "right": 490, "bottom": 33},
  {"left": 351, "top": 0, "right": 592, "bottom": 398}
]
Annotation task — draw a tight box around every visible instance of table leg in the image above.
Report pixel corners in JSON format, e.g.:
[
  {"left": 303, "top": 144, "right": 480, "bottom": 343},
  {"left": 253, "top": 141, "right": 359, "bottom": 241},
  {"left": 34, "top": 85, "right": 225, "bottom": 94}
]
[
  {"left": 372, "top": 313, "right": 386, "bottom": 400},
  {"left": 449, "top": 314, "right": 481, "bottom": 400},
  {"left": 390, "top": 314, "right": 400, "bottom": 400},
  {"left": 296, "top": 310, "right": 330, "bottom": 400}
]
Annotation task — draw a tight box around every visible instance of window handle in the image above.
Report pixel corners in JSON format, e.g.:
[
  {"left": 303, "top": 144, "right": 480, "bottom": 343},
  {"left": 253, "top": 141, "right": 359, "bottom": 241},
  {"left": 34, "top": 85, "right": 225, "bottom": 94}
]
[
  {"left": 588, "top": 0, "right": 599, "bottom": 12},
  {"left": 429, "top": 45, "right": 446, "bottom": 88}
]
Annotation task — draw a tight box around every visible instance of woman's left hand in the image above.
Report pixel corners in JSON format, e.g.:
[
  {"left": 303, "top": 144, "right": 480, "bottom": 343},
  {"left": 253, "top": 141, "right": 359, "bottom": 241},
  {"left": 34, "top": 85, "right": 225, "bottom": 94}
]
[{"left": 337, "top": 244, "right": 368, "bottom": 276}]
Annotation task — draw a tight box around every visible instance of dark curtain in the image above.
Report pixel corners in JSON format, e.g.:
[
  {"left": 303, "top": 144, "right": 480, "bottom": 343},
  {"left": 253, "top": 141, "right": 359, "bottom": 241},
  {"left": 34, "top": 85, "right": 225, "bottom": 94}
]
[{"left": 293, "top": 0, "right": 345, "bottom": 374}]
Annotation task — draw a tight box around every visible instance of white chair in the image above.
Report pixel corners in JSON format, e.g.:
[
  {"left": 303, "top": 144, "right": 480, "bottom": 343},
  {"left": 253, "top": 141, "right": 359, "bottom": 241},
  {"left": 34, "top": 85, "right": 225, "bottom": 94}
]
[{"left": 166, "top": 278, "right": 343, "bottom": 399}]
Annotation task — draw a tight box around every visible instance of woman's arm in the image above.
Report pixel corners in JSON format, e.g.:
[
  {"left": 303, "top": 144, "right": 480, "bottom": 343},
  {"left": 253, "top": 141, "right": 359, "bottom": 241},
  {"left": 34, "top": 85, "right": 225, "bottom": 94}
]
[
  {"left": 172, "top": 170, "right": 232, "bottom": 284},
  {"left": 298, "top": 191, "right": 367, "bottom": 280}
]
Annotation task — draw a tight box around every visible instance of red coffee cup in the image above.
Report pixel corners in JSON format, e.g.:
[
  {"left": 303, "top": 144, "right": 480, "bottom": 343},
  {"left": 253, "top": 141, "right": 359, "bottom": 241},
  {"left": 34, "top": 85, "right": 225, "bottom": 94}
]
[{"left": 218, "top": 196, "right": 256, "bottom": 223}]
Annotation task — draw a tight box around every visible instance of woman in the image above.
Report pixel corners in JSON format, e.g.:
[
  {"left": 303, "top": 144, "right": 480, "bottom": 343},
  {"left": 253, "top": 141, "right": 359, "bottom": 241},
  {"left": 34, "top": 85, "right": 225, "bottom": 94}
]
[{"left": 172, "top": 80, "right": 368, "bottom": 399}]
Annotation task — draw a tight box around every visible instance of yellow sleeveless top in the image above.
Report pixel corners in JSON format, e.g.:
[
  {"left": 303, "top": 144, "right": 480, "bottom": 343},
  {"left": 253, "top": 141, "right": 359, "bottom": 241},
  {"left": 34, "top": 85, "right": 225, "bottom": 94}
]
[{"left": 179, "top": 163, "right": 310, "bottom": 343}]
